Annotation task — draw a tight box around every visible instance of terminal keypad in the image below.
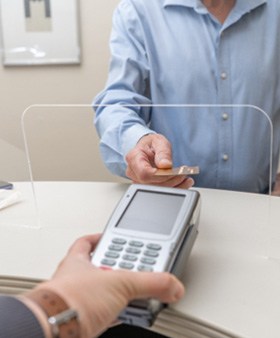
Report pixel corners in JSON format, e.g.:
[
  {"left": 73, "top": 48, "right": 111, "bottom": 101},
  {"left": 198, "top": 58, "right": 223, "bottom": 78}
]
[{"left": 100, "top": 237, "right": 162, "bottom": 271}]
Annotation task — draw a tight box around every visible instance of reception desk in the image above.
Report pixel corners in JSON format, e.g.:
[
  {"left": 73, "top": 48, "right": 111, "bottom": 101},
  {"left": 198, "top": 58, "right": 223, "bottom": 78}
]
[{"left": 0, "top": 182, "right": 280, "bottom": 338}]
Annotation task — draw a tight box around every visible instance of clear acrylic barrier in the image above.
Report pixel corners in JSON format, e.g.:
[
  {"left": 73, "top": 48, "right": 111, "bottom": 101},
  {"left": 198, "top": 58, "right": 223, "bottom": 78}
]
[
  {"left": 21, "top": 104, "right": 125, "bottom": 182},
  {"left": 20, "top": 104, "right": 130, "bottom": 232},
  {"left": 0, "top": 130, "right": 39, "bottom": 228},
  {"left": 21, "top": 104, "right": 279, "bottom": 258}
]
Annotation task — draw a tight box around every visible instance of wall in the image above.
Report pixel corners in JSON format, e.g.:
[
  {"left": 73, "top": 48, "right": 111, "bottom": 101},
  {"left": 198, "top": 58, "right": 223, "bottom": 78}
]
[{"left": 0, "top": 0, "right": 126, "bottom": 182}]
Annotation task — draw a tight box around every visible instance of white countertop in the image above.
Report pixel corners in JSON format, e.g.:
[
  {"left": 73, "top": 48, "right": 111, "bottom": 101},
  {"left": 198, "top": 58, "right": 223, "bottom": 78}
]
[{"left": 1, "top": 182, "right": 280, "bottom": 338}]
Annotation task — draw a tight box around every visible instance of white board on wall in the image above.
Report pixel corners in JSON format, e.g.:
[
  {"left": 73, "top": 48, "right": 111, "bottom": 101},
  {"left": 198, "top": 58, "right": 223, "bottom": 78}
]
[{"left": 0, "top": 0, "right": 80, "bottom": 66}]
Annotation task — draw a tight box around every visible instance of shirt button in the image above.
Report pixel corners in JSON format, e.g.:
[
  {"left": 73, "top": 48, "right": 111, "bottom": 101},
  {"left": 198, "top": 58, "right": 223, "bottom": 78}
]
[
  {"left": 221, "top": 72, "right": 227, "bottom": 80},
  {"left": 222, "top": 154, "right": 229, "bottom": 161},
  {"left": 222, "top": 113, "right": 229, "bottom": 120}
]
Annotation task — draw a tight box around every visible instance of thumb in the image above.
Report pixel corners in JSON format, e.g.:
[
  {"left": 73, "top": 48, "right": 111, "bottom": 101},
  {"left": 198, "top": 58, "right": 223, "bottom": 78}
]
[
  {"left": 67, "top": 234, "right": 102, "bottom": 259},
  {"left": 123, "top": 272, "right": 185, "bottom": 304},
  {"left": 152, "top": 135, "right": 173, "bottom": 169}
]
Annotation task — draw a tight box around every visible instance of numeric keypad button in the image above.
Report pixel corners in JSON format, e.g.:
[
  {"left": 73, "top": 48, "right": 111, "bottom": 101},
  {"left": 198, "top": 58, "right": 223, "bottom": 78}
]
[
  {"left": 140, "top": 257, "right": 156, "bottom": 265},
  {"left": 144, "top": 250, "right": 159, "bottom": 258},
  {"left": 108, "top": 244, "right": 123, "bottom": 252},
  {"left": 119, "top": 262, "right": 134, "bottom": 270},
  {"left": 122, "top": 254, "right": 137, "bottom": 262},
  {"left": 146, "top": 243, "right": 162, "bottom": 251},
  {"left": 101, "top": 258, "right": 116, "bottom": 267},
  {"left": 112, "top": 238, "right": 127, "bottom": 245},
  {"left": 138, "top": 265, "right": 153, "bottom": 272},
  {"left": 129, "top": 240, "right": 144, "bottom": 248},
  {"left": 126, "top": 247, "right": 141, "bottom": 255},
  {"left": 105, "top": 251, "right": 120, "bottom": 259}
]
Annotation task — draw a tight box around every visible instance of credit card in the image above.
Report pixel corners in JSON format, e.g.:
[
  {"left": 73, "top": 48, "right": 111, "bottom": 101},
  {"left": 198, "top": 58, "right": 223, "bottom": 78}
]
[{"left": 155, "top": 165, "right": 200, "bottom": 176}]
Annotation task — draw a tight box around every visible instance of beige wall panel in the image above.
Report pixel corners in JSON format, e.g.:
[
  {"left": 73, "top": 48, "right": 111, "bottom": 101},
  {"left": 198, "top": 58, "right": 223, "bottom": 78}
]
[{"left": 0, "top": 0, "right": 127, "bottom": 182}]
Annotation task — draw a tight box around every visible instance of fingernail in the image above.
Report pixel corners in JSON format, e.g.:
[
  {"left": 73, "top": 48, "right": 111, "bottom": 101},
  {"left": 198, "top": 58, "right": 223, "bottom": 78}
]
[
  {"left": 158, "top": 158, "right": 172, "bottom": 168},
  {"left": 187, "top": 177, "right": 194, "bottom": 188},
  {"left": 173, "top": 284, "right": 185, "bottom": 301}
]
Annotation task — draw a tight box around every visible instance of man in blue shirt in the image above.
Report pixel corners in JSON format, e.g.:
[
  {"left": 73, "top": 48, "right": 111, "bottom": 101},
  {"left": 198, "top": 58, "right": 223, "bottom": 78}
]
[{"left": 94, "top": 0, "right": 280, "bottom": 194}]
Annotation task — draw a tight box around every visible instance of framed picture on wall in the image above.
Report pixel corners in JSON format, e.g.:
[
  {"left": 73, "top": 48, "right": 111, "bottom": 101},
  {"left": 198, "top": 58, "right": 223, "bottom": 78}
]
[{"left": 0, "top": 0, "right": 80, "bottom": 66}]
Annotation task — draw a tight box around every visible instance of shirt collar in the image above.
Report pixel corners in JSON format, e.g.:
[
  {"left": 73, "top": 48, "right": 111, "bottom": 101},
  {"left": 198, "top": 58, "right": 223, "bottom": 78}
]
[
  {"left": 163, "top": 0, "right": 267, "bottom": 11},
  {"left": 234, "top": 0, "right": 267, "bottom": 14},
  {"left": 163, "top": 0, "right": 195, "bottom": 9}
]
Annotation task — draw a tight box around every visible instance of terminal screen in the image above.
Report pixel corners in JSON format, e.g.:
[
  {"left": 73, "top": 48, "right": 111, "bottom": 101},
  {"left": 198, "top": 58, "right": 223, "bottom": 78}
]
[{"left": 116, "top": 190, "right": 185, "bottom": 235}]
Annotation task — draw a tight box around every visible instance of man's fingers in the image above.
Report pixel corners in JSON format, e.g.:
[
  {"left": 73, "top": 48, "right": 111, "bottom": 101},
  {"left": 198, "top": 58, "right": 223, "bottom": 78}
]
[
  {"left": 126, "top": 134, "right": 173, "bottom": 181},
  {"left": 126, "top": 147, "right": 158, "bottom": 182},
  {"left": 125, "top": 133, "right": 195, "bottom": 189},
  {"left": 175, "top": 177, "right": 195, "bottom": 189}
]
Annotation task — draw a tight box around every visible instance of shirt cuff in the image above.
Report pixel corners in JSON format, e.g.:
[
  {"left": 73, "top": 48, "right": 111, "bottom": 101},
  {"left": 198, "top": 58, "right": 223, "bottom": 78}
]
[{"left": 122, "top": 123, "right": 156, "bottom": 158}]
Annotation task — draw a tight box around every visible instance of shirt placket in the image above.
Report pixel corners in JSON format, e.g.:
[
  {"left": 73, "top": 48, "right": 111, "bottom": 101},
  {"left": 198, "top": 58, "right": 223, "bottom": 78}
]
[{"left": 216, "top": 27, "right": 233, "bottom": 189}]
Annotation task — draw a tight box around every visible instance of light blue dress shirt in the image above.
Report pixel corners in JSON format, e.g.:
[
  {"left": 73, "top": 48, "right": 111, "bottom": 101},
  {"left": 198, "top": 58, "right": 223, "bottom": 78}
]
[{"left": 94, "top": 0, "right": 280, "bottom": 193}]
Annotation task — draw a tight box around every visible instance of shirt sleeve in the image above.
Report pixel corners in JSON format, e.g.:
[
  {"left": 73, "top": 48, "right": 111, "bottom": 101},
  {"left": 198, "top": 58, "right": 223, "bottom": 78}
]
[
  {"left": 94, "top": 0, "right": 155, "bottom": 177},
  {"left": 0, "top": 296, "right": 45, "bottom": 338}
]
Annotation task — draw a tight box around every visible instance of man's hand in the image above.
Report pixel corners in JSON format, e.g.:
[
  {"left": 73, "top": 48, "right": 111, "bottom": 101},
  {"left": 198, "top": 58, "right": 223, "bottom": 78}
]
[{"left": 125, "top": 134, "right": 194, "bottom": 189}]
